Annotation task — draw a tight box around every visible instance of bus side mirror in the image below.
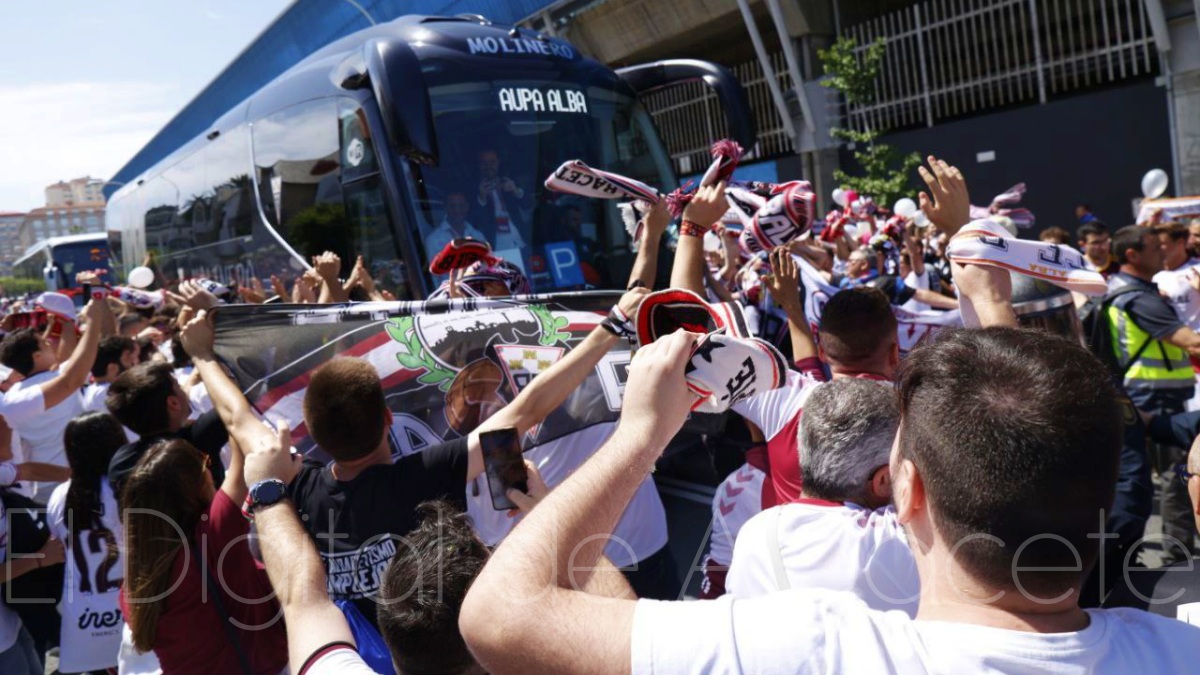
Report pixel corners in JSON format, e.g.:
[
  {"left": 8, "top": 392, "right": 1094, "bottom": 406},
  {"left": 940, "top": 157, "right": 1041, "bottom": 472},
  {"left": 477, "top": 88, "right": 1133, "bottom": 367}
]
[
  {"left": 616, "top": 59, "right": 757, "bottom": 152},
  {"left": 337, "top": 39, "right": 440, "bottom": 166}
]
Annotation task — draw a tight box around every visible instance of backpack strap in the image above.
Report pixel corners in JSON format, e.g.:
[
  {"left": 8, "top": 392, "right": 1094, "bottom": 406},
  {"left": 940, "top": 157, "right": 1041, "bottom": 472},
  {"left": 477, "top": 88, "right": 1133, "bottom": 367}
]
[
  {"left": 1096, "top": 285, "right": 1156, "bottom": 378},
  {"left": 191, "top": 543, "right": 254, "bottom": 675},
  {"left": 765, "top": 507, "right": 791, "bottom": 592}
]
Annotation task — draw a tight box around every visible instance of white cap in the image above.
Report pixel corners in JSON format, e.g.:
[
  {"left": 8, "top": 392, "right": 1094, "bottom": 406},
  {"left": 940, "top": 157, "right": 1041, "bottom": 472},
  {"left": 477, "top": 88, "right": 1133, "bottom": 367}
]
[{"left": 35, "top": 292, "right": 77, "bottom": 321}]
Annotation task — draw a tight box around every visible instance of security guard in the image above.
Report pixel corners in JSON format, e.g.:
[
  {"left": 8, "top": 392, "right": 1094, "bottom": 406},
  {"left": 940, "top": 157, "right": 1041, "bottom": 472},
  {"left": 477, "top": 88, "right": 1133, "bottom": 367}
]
[{"left": 1108, "top": 225, "right": 1200, "bottom": 563}]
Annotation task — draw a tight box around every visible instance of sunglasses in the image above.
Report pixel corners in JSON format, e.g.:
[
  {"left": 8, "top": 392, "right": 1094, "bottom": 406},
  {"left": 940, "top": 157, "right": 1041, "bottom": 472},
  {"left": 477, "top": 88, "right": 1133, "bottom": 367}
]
[{"left": 1173, "top": 463, "right": 1197, "bottom": 485}]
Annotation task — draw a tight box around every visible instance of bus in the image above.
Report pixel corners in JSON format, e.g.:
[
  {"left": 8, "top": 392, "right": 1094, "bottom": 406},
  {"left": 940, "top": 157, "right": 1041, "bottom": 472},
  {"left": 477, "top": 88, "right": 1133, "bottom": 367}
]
[
  {"left": 105, "top": 14, "right": 754, "bottom": 298},
  {"left": 11, "top": 233, "right": 113, "bottom": 295}
]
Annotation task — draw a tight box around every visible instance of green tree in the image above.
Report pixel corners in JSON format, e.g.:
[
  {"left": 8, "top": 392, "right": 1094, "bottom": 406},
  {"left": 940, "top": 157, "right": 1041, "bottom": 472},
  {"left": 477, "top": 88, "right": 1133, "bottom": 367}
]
[{"left": 819, "top": 37, "right": 920, "bottom": 208}]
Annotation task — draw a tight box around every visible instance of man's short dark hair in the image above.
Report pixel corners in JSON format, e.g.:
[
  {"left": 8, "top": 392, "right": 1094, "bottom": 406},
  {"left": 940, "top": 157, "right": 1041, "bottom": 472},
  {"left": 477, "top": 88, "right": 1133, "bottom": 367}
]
[
  {"left": 119, "top": 313, "right": 148, "bottom": 335},
  {"left": 895, "top": 327, "right": 1121, "bottom": 598},
  {"left": 818, "top": 288, "right": 897, "bottom": 368},
  {"left": 377, "top": 501, "right": 488, "bottom": 675},
  {"left": 107, "top": 362, "right": 177, "bottom": 435},
  {"left": 1112, "top": 225, "right": 1148, "bottom": 265},
  {"left": 92, "top": 336, "right": 136, "bottom": 379},
  {"left": 1153, "top": 221, "right": 1187, "bottom": 242},
  {"left": 1076, "top": 222, "right": 1109, "bottom": 242},
  {"left": 303, "top": 358, "right": 387, "bottom": 461},
  {"left": 0, "top": 328, "right": 41, "bottom": 376}
]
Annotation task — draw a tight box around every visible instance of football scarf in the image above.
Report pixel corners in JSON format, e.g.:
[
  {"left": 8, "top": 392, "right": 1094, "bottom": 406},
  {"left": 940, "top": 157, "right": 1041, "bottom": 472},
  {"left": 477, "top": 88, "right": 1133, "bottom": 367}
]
[{"left": 946, "top": 218, "right": 1107, "bottom": 296}]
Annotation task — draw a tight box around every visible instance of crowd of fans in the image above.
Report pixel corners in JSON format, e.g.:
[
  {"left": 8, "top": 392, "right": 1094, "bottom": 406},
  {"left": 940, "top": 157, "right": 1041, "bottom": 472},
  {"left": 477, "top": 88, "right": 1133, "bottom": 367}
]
[{"left": 0, "top": 155, "right": 1198, "bottom": 675}]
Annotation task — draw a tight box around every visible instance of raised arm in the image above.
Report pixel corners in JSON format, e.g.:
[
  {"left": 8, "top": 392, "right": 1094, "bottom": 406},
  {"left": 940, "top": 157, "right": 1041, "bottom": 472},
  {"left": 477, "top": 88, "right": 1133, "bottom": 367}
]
[
  {"left": 762, "top": 247, "right": 818, "bottom": 362},
  {"left": 179, "top": 310, "right": 275, "bottom": 444},
  {"left": 460, "top": 330, "right": 699, "bottom": 675},
  {"left": 626, "top": 200, "right": 669, "bottom": 290},
  {"left": 466, "top": 288, "right": 648, "bottom": 481},
  {"left": 918, "top": 156, "right": 1015, "bottom": 328},
  {"left": 669, "top": 181, "right": 728, "bottom": 296},
  {"left": 243, "top": 423, "right": 357, "bottom": 671},
  {"left": 39, "top": 299, "right": 109, "bottom": 409}
]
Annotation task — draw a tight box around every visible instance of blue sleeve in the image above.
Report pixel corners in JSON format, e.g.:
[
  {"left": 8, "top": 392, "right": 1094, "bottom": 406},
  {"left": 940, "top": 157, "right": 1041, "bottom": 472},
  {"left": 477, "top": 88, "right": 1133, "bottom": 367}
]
[{"left": 1125, "top": 293, "right": 1184, "bottom": 339}]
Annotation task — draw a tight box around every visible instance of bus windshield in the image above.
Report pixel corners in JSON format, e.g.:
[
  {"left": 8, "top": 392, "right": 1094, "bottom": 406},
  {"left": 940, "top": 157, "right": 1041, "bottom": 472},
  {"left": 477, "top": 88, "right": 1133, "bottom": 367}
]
[
  {"left": 52, "top": 240, "right": 112, "bottom": 287},
  {"left": 402, "top": 78, "right": 675, "bottom": 292}
]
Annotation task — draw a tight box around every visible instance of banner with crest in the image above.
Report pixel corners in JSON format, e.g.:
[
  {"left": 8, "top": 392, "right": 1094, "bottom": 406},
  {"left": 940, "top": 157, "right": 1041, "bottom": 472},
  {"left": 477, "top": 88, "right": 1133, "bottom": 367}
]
[{"left": 212, "top": 293, "right": 634, "bottom": 460}]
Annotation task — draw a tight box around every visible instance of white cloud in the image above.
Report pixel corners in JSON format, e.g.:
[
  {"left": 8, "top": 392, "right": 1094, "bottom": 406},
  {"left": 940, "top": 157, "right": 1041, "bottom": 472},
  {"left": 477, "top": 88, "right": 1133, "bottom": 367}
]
[{"left": 0, "top": 81, "right": 182, "bottom": 211}]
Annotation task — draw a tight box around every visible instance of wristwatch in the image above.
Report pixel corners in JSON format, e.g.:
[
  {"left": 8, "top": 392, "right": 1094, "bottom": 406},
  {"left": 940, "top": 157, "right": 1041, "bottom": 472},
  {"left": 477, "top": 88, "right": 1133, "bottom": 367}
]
[{"left": 241, "top": 479, "right": 289, "bottom": 521}]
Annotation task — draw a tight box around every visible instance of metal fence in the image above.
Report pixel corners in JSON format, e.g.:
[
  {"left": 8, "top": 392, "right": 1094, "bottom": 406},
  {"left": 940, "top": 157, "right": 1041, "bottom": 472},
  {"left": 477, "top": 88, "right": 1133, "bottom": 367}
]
[
  {"left": 642, "top": 52, "right": 794, "bottom": 177},
  {"left": 845, "top": 0, "right": 1158, "bottom": 133}
]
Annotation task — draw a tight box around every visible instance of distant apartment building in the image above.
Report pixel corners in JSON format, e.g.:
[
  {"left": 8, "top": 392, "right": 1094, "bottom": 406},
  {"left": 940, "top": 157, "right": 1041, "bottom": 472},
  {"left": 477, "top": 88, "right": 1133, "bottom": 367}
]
[
  {"left": 0, "top": 211, "right": 26, "bottom": 275},
  {"left": 13, "top": 176, "right": 109, "bottom": 261},
  {"left": 44, "top": 176, "right": 106, "bottom": 208}
]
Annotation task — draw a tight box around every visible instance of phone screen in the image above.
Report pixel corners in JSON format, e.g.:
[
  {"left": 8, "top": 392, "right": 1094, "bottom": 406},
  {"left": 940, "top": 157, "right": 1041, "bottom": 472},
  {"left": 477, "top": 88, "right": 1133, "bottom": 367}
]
[{"left": 480, "top": 428, "right": 527, "bottom": 511}]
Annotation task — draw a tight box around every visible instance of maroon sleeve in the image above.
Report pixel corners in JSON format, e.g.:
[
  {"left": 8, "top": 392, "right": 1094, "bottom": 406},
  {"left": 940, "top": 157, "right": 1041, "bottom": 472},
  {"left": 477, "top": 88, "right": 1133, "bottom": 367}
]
[
  {"left": 202, "top": 490, "right": 251, "bottom": 549},
  {"left": 794, "top": 356, "right": 828, "bottom": 382}
]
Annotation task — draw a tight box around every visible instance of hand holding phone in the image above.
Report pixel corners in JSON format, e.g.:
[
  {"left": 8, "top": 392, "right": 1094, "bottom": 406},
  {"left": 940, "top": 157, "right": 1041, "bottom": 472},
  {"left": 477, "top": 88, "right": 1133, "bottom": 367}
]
[{"left": 480, "top": 428, "right": 528, "bottom": 511}]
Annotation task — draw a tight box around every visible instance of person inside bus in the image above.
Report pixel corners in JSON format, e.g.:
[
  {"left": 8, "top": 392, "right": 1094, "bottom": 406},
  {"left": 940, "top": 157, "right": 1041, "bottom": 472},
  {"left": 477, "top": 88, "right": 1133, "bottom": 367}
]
[
  {"left": 471, "top": 148, "right": 529, "bottom": 254},
  {"left": 425, "top": 190, "right": 487, "bottom": 267}
]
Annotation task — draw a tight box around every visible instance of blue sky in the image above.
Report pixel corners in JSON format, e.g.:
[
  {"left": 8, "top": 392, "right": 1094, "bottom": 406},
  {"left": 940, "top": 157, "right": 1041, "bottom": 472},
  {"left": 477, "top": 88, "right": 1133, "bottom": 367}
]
[{"left": 0, "top": 1, "right": 292, "bottom": 212}]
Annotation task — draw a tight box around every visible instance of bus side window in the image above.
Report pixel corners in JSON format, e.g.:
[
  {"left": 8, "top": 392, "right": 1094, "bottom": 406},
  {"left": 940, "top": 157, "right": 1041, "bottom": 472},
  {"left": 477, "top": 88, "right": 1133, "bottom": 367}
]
[
  {"left": 337, "top": 98, "right": 411, "bottom": 301},
  {"left": 207, "top": 127, "right": 255, "bottom": 240},
  {"left": 252, "top": 99, "right": 347, "bottom": 267}
]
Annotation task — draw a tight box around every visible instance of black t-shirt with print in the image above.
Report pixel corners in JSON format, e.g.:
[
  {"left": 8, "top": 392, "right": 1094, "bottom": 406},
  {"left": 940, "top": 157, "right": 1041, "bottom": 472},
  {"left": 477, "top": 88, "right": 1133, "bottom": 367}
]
[{"left": 287, "top": 437, "right": 470, "bottom": 627}]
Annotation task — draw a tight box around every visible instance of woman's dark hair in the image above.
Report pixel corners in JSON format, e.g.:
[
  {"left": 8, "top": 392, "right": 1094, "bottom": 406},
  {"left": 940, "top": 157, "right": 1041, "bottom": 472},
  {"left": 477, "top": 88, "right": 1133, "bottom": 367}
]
[
  {"left": 122, "top": 439, "right": 212, "bottom": 652},
  {"left": 63, "top": 412, "right": 128, "bottom": 532}
]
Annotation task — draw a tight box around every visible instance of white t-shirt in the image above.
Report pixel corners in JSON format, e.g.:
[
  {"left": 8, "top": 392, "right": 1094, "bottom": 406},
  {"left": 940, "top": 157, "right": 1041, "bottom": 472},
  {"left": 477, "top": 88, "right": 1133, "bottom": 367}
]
[
  {"left": 465, "top": 425, "right": 668, "bottom": 567},
  {"left": 47, "top": 478, "right": 125, "bottom": 672},
  {"left": 1153, "top": 259, "right": 1200, "bottom": 331},
  {"left": 81, "top": 381, "right": 109, "bottom": 414},
  {"left": 631, "top": 589, "right": 1200, "bottom": 674},
  {"left": 3, "top": 369, "right": 82, "bottom": 499},
  {"left": 902, "top": 270, "right": 931, "bottom": 313},
  {"left": 726, "top": 502, "right": 919, "bottom": 616},
  {"left": 0, "top": 500, "right": 23, "bottom": 653}
]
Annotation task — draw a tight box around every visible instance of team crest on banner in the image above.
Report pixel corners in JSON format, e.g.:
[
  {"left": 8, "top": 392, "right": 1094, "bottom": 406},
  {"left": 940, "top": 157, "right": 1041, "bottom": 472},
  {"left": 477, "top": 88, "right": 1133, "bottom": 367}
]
[{"left": 495, "top": 344, "right": 566, "bottom": 393}]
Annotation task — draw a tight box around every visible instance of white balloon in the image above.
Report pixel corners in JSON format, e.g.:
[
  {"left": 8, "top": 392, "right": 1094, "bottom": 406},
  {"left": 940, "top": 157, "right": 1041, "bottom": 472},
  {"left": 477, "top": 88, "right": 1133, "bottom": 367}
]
[
  {"left": 832, "top": 188, "right": 847, "bottom": 207},
  {"left": 1141, "top": 168, "right": 1169, "bottom": 199},
  {"left": 893, "top": 198, "right": 918, "bottom": 218},
  {"left": 127, "top": 266, "right": 154, "bottom": 289},
  {"left": 913, "top": 211, "right": 931, "bottom": 228}
]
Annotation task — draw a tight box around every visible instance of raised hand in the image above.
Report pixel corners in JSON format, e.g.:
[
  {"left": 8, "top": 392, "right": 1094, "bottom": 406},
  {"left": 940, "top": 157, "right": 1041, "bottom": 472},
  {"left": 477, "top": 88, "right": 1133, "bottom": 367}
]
[
  {"left": 243, "top": 420, "right": 303, "bottom": 487},
  {"left": 178, "top": 309, "right": 216, "bottom": 360},
  {"left": 681, "top": 180, "right": 729, "bottom": 230},
  {"left": 763, "top": 247, "right": 801, "bottom": 311},
  {"left": 617, "top": 329, "right": 700, "bottom": 449},
  {"left": 642, "top": 199, "right": 670, "bottom": 240},
  {"left": 917, "top": 156, "right": 971, "bottom": 237}
]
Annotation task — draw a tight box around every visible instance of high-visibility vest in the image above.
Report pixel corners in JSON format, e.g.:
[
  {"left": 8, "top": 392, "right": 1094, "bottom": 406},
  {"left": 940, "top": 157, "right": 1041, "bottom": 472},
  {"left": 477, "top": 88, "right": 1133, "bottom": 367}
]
[{"left": 1108, "top": 298, "right": 1194, "bottom": 394}]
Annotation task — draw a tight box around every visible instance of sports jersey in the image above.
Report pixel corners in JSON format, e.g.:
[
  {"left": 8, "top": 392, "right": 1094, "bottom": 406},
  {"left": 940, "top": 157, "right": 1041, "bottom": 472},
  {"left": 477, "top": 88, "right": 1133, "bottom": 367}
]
[
  {"left": 730, "top": 364, "right": 825, "bottom": 507},
  {"left": 47, "top": 478, "right": 125, "bottom": 673}
]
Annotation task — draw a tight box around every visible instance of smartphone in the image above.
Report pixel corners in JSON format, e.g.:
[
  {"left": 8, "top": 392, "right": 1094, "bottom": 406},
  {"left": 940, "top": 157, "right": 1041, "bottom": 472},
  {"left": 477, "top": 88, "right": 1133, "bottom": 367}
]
[{"left": 480, "top": 428, "right": 528, "bottom": 511}]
